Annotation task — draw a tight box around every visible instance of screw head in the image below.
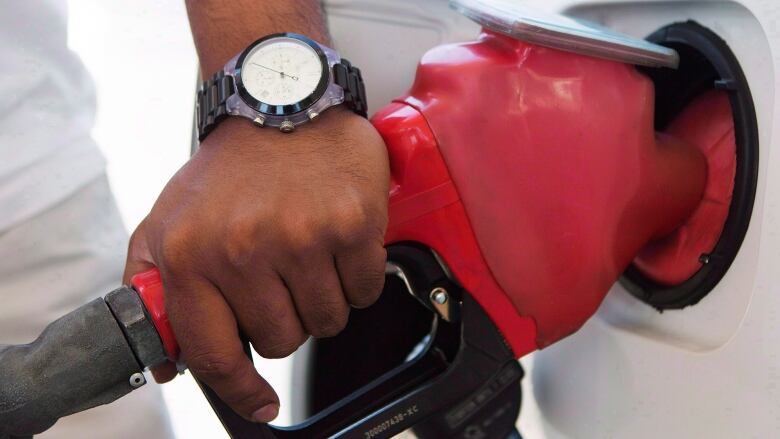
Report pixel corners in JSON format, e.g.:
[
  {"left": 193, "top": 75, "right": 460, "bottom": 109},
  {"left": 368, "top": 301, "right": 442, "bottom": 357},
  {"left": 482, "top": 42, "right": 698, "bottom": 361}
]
[
  {"left": 431, "top": 287, "right": 448, "bottom": 305},
  {"left": 279, "top": 120, "right": 295, "bottom": 133},
  {"left": 129, "top": 372, "right": 146, "bottom": 388}
]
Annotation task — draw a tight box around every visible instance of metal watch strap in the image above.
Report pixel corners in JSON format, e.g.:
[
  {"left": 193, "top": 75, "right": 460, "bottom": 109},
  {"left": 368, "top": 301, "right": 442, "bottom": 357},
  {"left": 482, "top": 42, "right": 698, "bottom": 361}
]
[
  {"left": 333, "top": 58, "right": 368, "bottom": 118},
  {"left": 196, "top": 71, "right": 234, "bottom": 141},
  {"left": 196, "top": 59, "right": 366, "bottom": 141}
]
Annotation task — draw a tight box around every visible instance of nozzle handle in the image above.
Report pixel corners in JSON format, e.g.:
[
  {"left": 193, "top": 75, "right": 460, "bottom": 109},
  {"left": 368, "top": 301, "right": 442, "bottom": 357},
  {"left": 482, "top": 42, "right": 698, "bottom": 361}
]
[{"left": 130, "top": 268, "right": 179, "bottom": 361}]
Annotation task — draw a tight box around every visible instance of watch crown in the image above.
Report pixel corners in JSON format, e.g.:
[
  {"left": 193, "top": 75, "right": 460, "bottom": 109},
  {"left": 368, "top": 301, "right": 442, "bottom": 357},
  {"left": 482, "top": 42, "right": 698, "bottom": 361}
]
[{"left": 279, "top": 120, "right": 295, "bottom": 133}]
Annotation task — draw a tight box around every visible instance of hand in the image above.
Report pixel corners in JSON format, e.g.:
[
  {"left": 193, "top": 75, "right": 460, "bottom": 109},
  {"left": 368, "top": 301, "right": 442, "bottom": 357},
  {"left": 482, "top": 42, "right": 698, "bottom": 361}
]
[{"left": 124, "top": 108, "right": 389, "bottom": 422}]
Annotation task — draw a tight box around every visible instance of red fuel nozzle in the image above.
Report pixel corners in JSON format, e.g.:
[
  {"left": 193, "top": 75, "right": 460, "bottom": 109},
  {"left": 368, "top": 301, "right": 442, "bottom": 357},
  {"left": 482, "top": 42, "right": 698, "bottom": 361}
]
[
  {"left": 373, "top": 29, "right": 734, "bottom": 353},
  {"left": 131, "top": 268, "right": 179, "bottom": 362}
]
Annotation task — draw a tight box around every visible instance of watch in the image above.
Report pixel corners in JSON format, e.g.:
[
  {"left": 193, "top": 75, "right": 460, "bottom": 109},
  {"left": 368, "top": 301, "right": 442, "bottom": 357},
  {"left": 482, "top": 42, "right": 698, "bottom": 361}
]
[{"left": 196, "top": 33, "right": 367, "bottom": 140}]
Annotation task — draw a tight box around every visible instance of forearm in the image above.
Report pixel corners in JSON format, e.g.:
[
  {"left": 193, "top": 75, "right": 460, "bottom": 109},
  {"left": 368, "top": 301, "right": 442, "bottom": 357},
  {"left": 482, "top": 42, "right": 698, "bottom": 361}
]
[{"left": 185, "top": 0, "right": 330, "bottom": 76}]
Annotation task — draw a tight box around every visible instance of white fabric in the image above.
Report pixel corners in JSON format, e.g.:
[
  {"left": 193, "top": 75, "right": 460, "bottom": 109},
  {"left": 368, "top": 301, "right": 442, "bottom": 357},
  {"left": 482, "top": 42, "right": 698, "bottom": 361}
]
[
  {"left": 0, "top": 0, "right": 106, "bottom": 231},
  {"left": 0, "top": 175, "right": 174, "bottom": 438},
  {"left": 0, "top": 1, "right": 173, "bottom": 436}
]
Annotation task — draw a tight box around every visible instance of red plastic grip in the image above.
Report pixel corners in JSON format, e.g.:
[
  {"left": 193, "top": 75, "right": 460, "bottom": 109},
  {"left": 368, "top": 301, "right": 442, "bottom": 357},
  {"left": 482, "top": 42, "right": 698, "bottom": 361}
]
[{"left": 131, "top": 268, "right": 179, "bottom": 361}]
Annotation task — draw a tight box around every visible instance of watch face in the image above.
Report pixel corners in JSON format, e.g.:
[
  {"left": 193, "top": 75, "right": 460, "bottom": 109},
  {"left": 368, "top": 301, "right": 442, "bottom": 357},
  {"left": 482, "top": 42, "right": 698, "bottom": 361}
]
[{"left": 236, "top": 34, "right": 329, "bottom": 115}]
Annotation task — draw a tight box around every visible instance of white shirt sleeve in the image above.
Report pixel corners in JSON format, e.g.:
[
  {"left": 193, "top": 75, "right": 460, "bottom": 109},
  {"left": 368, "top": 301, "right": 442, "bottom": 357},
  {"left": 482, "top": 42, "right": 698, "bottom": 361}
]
[{"left": 0, "top": 0, "right": 106, "bottom": 231}]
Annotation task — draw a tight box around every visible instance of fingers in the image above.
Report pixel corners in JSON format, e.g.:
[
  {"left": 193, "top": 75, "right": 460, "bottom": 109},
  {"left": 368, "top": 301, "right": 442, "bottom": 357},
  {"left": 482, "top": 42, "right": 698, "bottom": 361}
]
[
  {"left": 335, "top": 241, "right": 386, "bottom": 309},
  {"left": 164, "top": 272, "right": 280, "bottom": 423},
  {"left": 218, "top": 270, "right": 308, "bottom": 359},
  {"left": 150, "top": 361, "right": 178, "bottom": 383},
  {"left": 283, "top": 252, "right": 350, "bottom": 338}
]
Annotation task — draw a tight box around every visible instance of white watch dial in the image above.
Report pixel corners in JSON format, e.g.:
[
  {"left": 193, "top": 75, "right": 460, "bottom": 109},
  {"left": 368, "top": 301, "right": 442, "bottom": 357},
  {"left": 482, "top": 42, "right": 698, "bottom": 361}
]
[{"left": 241, "top": 37, "right": 325, "bottom": 106}]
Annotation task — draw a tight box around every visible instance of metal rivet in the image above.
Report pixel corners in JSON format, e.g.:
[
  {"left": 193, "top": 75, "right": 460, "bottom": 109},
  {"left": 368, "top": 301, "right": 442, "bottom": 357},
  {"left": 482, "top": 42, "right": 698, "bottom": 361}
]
[
  {"left": 129, "top": 372, "right": 146, "bottom": 388},
  {"left": 430, "top": 287, "right": 448, "bottom": 305},
  {"left": 307, "top": 111, "right": 319, "bottom": 121},
  {"left": 699, "top": 253, "right": 711, "bottom": 264}
]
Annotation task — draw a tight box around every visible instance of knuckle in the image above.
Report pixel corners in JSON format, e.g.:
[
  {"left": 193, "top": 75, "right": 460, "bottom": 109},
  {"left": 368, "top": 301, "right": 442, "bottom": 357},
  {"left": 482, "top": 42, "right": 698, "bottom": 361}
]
[
  {"left": 159, "top": 226, "right": 194, "bottom": 267},
  {"left": 334, "top": 210, "right": 380, "bottom": 250},
  {"left": 284, "top": 227, "right": 315, "bottom": 257},
  {"left": 278, "top": 216, "right": 321, "bottom": 260},
  {"left": 330, "top": 191, "right": 386, "bottom": 246},
  {"left": 350, "top": 269, "right": 385, "bottom": 308},
  {"left": 256, "top": 335, "right": 305, "bottom": 359},
  {"left": 306, "top": 301, "right": 349, "bottom": 337},
  {"left": 187, "top": 350, "right": 241, "bottom": 382},
  {"left": 344, "top": 247, "right": 387, "bottom": 308},
  {"left": 126, "top": 224, "right": 150, "bottom": 263},
  {"left": 337, "top": 200, "right": 370, "bottom": 234},
  {"left": 128, "top": 225, "right": 143, "bottom": 249},
  {"left": 224, "top": 215, "right": 260, "bottom": 267}
]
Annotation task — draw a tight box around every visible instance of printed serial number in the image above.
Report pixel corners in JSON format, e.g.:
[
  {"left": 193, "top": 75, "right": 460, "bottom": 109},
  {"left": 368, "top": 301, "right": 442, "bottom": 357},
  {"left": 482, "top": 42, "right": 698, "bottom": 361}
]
[{"left": 364, "top": 405, "right": 419, "bottom": 439}]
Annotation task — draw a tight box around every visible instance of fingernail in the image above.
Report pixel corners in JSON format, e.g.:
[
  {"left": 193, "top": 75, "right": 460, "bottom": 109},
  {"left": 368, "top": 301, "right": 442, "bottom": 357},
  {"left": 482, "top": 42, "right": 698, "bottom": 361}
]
[{"left": 252, "top": 403, "right": 279, "bottom": 423}]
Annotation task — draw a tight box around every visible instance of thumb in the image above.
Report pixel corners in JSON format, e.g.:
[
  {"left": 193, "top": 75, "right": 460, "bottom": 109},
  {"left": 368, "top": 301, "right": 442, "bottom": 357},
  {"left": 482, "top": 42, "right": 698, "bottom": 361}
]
[
  {"left": 150, "top": 361, "right": 179, "bottom": 384},
  {"left": 124, "top": 218, "right": 156, "bottom": 284},
  {"left": 124, "top": 218, "right": 178, "bottom": 383}
]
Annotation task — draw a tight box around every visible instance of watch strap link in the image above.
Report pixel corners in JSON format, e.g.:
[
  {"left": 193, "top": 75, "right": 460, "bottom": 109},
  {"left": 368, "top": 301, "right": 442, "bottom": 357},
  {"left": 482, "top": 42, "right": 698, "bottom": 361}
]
[
  {"left": 196, "top": 71, "right": 235, "bottom": 141},
  {"left": 333, "top": 58, "right": 368, "bottom": 118}
]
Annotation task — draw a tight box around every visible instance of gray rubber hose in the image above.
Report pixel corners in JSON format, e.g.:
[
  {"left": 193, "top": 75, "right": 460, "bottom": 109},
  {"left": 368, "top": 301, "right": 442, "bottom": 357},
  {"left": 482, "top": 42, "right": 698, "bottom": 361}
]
[{"left": 0, "top": 297, "right": 149, "bottom": 438}]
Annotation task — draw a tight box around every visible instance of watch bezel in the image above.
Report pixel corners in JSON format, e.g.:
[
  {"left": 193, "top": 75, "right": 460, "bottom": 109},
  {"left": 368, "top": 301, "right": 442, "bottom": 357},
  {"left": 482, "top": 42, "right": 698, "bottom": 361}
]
[{"left": 234, "top": 33, "right": 330, "bottom": 117}]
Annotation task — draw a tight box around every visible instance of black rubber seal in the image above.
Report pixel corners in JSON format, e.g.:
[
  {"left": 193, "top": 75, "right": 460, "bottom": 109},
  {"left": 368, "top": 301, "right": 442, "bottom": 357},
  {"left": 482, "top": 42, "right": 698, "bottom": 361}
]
[{"left": 620, "top": 21, "right": 758, "bottom": 310}]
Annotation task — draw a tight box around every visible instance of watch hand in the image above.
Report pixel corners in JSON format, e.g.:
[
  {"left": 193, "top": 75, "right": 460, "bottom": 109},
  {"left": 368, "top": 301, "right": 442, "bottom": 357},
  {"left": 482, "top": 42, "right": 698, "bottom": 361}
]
[
  {"left": 251, "top": 62, "right": 283, "bottom": 75},
  {"left": 251, "top": 63, "right": 298, "bottom": 81}
]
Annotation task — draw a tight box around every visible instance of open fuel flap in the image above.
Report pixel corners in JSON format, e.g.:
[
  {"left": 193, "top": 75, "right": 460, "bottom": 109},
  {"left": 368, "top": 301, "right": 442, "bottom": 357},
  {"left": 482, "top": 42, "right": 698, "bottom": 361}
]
[{"left": 622, "top": 21, "right": 758, "bottom": 310}]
